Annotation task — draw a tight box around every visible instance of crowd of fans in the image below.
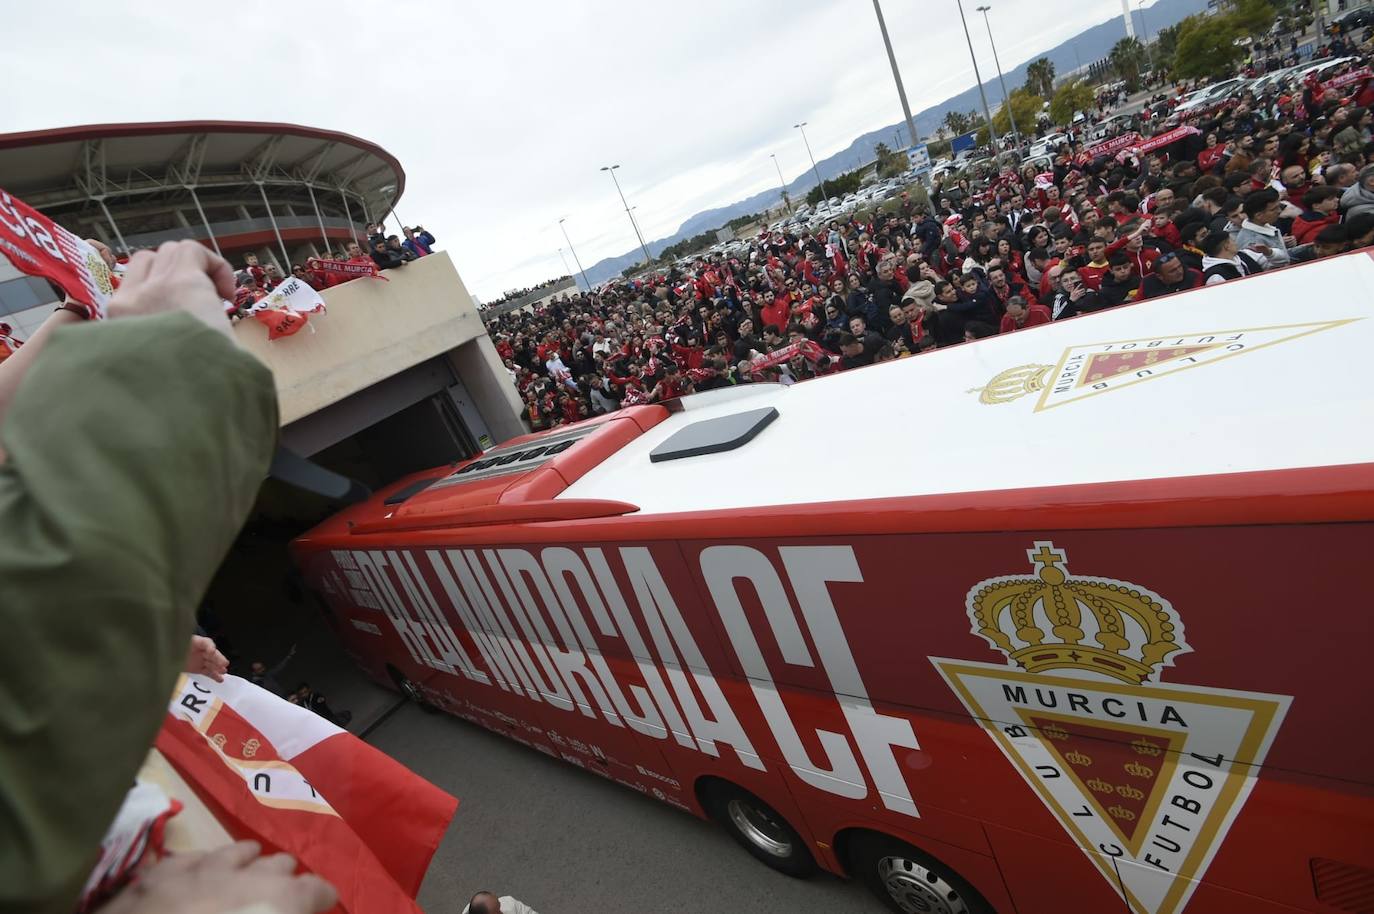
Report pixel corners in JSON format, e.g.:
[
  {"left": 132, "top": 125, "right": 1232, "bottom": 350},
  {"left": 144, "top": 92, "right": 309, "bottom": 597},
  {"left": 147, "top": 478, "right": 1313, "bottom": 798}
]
[
  {"left": 228, "top": 224, "right": 436, "bottom": 315},
  {"left": 488, "top": 40, "right": 1374, "bottom": 431}
]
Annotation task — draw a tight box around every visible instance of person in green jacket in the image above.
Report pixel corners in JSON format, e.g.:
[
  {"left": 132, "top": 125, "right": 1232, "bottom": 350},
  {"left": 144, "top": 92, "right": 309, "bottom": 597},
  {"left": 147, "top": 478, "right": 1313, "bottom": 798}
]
[{"left": 0, "top": 241, "right": 332, "bottom": 914}]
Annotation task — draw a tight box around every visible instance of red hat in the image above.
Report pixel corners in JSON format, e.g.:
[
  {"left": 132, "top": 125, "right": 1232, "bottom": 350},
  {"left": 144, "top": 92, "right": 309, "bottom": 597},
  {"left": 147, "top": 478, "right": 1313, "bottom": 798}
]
[{"left": 1278, "top": 94, "right": 1292, "bottom": 106}]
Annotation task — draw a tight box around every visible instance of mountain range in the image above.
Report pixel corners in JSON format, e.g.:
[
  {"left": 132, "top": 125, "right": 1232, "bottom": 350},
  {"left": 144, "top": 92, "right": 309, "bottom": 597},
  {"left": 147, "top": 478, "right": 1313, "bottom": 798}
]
[{"left": 579, "top": 0, "right": 1210, "bottom": 286}]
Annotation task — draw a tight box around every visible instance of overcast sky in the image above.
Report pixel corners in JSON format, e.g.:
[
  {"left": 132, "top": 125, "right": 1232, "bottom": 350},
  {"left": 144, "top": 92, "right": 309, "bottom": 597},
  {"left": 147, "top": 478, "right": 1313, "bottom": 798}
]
[{"left": 6, "top": 0, "right": 1141, "bottom": 299}]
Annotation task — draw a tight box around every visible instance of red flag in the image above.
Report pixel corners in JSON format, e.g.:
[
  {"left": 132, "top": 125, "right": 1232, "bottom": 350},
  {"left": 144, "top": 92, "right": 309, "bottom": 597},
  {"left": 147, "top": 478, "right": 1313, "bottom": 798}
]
[
  {"left": 0, "top": 187, "right": 114, "bottom": 319},
  {"left": 746, "top": 339, "right": 825, "bottom": 377},
  {"left": 159, "top": 675, "right": 457, "bottom": 913},
  {"left": 253, "top": 307, "right": 310, "bottom": 340}
]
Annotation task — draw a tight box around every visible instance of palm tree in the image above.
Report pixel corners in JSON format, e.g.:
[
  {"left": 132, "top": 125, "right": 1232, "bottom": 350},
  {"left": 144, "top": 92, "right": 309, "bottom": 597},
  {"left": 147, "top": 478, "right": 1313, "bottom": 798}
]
[
  {"left": 1025, "top": 57, "right": 1056, "bottom": 98},
  {"left": 1109, "top": 37, "right": 1148, "bottom": 90},
  {"left": 943, "top": 109, "right": 978, "bottom": 137}
]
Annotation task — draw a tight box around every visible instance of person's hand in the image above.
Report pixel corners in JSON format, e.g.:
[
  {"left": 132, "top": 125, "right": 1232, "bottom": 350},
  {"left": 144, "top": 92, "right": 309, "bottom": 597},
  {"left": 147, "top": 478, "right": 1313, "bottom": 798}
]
[
  {"left": 106, "top": 241, "right": 236, "bottom": 338},
  {"left": 1282, "top": 235, "right": 1296, "bottom": 248},
  {"left": 185, "top": 635, "right": 229, "bottom": 682},
  {"left": 1248, "top": 243, "right": 1274, "bottom": 256},
  {"left": 95, "top": 841, "right": 336, "bottom": 914}
]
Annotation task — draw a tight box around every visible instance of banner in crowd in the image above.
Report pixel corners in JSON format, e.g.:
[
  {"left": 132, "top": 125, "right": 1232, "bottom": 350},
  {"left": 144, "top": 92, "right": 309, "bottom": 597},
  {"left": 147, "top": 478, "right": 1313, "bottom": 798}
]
[
  {"left": 746, "top": 339, "right": 825, "bottom": 377},
  {"left": 1323, "top": 66, "right": 1373, "bottom": 91},
  {"left": 255, "top": 276, "right": 328, "bottom": 315},
  {"left": 248, "top": 276, "right": 328, "bottom": 340},
  {"left": 1136, "top": 124, "right": 1200, "bottom": 154},
  {"left": 0, "top": 187, "right": 113, "bottom": 319},
  {"left": 1114, "top": 125, "right": 1202, "bottom": 163},
  {"left": 306, "top": 257, "right": 388, "bottom": 283},
  {"left": 1078, "top": 132, "right": 1142, "bottom": 164},
  {"left": 158, "top": 674, "right": 458, "bottom": 913},
  {"left": 253, "top": 307, "right": 310, "bottom": 340}
]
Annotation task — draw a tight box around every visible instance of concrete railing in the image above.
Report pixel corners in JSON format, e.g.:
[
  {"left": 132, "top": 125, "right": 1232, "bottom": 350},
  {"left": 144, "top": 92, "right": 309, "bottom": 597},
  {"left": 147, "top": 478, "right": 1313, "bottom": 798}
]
[
  {"left": 481, "top": 277, "right": 578, "bottom": 318},
  {"left": 233, "top": 252, "right": 514, "bottom": 428}
]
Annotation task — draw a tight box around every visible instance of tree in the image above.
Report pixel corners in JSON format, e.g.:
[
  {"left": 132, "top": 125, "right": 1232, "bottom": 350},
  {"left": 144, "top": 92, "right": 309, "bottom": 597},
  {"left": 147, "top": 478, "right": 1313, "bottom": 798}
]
[
  {"left": 1173, "top": 15, "right": 1244, "bottom": 80},
  {"left": 1109, "top": 36, "right": 1148, "bottom": 90},
  {"left": 991, "top": 87, "right": 1046, "bottom": 138},
  {"left": 1154, "top": 22, "right": 1184, "bottom": 71},
  {"left": 1050, "top": 80, "right": 1095, "bottom": 126},
  {"left": 1025, "top": 57, "right": 1056, "bottom": 98},
  {"left": 873, "top": 142, "right": 907, "bottom": 178},
  {"left": 942, "top": 109, "right": 979, "bottom": 137},
  {"left": 1228, "top": 0, "right": 1277, "bottom": 36}
]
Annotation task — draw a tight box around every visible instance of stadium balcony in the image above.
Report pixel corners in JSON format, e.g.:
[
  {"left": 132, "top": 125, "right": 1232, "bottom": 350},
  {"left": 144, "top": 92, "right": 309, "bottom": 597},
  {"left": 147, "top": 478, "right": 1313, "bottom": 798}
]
[{"left": 235, "top": 251, "right": 524, "bottom": 475}]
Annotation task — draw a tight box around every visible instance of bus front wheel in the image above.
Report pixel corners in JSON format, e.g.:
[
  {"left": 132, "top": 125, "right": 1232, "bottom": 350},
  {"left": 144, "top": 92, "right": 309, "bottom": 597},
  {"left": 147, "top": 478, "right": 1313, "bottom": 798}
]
[
  {"left": 387, "top": 665, "right": 439, "bottom": 714},
  {"left": 701, "top": 781, "right": 817, "bottom": 878},
  {"left": 846, "top": 832, "right": 994, "bottom": 914}
]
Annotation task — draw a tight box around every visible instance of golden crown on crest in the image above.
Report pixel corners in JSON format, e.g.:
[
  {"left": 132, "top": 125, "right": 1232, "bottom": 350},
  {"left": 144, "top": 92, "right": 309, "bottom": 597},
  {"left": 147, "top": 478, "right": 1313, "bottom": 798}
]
[
  {"left": 967, "top": 363, "right": 1053, "bottom": 405},
  {"left": 967, "top": 542, "right": 1189, "bottom": 684}
]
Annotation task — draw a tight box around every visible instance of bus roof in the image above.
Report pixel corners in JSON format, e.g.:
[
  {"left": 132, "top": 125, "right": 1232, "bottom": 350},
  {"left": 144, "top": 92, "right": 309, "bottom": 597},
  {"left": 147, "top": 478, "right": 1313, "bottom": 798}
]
[{"left": 559, "top": 251, "right": 1374, "bottom": 516}]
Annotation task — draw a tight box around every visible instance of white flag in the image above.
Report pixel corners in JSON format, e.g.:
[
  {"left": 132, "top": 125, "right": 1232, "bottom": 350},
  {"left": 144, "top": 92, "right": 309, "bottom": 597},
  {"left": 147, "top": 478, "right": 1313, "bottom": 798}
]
[{"left": 254, "top": 277, "right": 327, "bottom": 315}]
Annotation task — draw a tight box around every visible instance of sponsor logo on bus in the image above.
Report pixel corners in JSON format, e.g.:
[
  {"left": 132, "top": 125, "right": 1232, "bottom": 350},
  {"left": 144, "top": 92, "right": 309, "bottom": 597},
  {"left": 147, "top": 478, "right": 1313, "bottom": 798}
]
[
  {"left": 970, "top": 319, "right": 1356, "bottom": 410},
  {"left": 931, "top": 542, "right": 1289, "bottom": 914}
]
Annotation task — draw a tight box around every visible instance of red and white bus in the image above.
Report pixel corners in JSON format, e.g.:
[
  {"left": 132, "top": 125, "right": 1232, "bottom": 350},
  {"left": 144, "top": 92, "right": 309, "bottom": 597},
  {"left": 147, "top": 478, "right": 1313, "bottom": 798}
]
[{"left": 292, "top": 251, "right": 1374, "bottom": 914}]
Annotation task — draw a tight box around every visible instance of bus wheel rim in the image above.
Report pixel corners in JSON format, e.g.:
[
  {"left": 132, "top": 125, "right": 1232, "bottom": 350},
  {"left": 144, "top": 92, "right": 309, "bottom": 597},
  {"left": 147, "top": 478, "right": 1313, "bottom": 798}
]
[
  {"left": 877, "top": 856, "right": 967, "bottom": 914},
  {"left": 725, "top": 797, "right": 792, "bottom": 858}
]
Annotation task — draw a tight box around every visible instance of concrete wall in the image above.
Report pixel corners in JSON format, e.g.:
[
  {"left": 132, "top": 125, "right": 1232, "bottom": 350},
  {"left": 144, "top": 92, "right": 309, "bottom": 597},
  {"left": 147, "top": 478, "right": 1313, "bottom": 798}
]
[
  {"left": 448, "top": 334, "right": 525, "bottom": 445},
  {"left": 234, "top": 251, "right": 519, "bottom": 438},
  {"left": 481, "top": 277, "right": 578, "bottom": 319}
]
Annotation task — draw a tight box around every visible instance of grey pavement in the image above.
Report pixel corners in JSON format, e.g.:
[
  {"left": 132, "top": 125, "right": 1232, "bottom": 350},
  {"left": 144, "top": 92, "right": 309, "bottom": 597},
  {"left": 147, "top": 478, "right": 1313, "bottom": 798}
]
[{"left": 365, "top": 702, "right": 885, "bottom": 914}]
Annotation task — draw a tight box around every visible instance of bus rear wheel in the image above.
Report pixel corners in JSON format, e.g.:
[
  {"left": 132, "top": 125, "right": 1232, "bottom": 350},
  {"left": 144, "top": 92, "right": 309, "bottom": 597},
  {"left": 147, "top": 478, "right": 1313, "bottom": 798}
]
[
  {"left": 847, "top": 832, "right": 994, "bottom": 914},
  {"left": 701, "top": 781, "right": 816, "bottom": 877}
]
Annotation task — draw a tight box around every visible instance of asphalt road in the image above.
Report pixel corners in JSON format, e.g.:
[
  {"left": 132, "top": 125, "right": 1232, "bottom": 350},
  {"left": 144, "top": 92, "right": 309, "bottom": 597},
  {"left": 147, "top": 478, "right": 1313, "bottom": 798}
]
[{"left": 366, "top": 702, "right": 885, "bottom": 914}]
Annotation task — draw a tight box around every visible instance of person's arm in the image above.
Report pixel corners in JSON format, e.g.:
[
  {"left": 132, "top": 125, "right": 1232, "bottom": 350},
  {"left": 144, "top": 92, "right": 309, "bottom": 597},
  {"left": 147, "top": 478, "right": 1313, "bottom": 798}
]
[
  {"left": 0, "top": 243, "right": 278, "bottom": 912},
  {"left": 0, "top": 307, "right": 84, "bottom": 442}
]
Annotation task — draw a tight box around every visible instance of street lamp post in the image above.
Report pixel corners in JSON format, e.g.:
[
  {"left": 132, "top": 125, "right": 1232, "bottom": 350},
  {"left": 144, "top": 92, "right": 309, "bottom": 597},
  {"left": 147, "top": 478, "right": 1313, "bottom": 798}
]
[
  {"left": 872, "top": 0, "right": 922, "bottom": 161},
  {"left": 976, "top": 5, "right": 1021, "bottom": 151},
  {"left": 793, "top": 122, "right": 830, "bottom": 203},
  {"left": 557, "top": 217, "right": 592, "bottom": 292},
  {"left": 557, "top": 247, "right": 574, "bottom": 279},
  {"left": 600, "top": 165, "right": 653, "bottom": 267},
  {"left": 1137, "top": 0, "right": 1155, "bottom": 77},
  {"left": 956, "top": 0, "right": 1001, "bottom": 156},
  {"left": 768, "top": 153, "right": 792, "bottom": 213}
]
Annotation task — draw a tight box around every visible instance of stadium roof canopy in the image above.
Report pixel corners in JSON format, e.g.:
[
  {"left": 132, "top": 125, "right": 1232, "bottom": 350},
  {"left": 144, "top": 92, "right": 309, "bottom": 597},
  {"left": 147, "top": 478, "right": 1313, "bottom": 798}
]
[{"left": 0, "top": 121, "right": 405, "bottom": 258}]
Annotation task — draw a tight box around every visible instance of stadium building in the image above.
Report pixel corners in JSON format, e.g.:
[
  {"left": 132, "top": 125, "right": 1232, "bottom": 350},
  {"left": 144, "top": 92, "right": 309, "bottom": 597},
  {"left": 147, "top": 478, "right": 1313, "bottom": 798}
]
[{"left": 0, "top": 119, "right": 523, "bottom": 482}]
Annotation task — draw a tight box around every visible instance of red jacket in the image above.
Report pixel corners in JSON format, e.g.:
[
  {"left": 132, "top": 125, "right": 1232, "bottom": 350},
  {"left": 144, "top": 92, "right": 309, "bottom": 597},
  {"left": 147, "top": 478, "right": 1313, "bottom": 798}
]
[
  {"left": 1000, "top": 304, "right": 1051, "bottom": 333},
  {"left": 1292, "top": 211, "right": 1339, "bottom": 246},
  {"left": 1078, "top": 261, "right": 1111, "bottom": 291}
]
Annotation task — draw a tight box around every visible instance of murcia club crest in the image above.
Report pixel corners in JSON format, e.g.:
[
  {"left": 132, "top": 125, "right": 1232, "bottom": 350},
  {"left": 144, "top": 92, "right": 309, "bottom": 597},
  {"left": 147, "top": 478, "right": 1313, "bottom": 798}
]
[
  {"left": 969, "top": 319, "right": 1356, "bottom": 410},
  {"left": 931, "top": 543, "right": 1289, "bottom": 914}
]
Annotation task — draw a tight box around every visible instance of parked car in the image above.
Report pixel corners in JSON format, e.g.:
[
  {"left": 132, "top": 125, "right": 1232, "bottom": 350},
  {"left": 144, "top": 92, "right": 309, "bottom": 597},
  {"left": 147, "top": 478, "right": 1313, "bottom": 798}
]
[
  {"left": 1173, "top": 77, "right": 1250, "bottom": 114},
  {"left": 1029, "top": 132, "right": 1068, "bottom": 158},
  {"left": 1087, "top": 112, "right": 1134, "bottom": 142},
  {"left": 1331, "top": 7, "right": 1374, "bottom": 34}
]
